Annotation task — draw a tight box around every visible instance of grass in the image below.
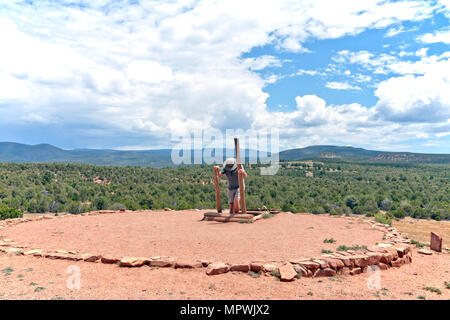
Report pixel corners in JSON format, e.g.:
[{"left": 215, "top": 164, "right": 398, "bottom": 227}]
[
  {"left": 417, "top": 295, "right": 426, "bottom": 300},
  {"left": 423, "top": 286, "right": 442, "bottom": 295},
  {"left": 445, "top": 281, "right": 450, "bottom": 289},
  {"left": 29, "top": 282, "right": 38, "bottom": 286},
  {"left": 323, "top": 238, "right": 336, "bottom": 243},
  {"left": 321, "top": 249, "right": 333, "bottom": 254},
  {"left": 208, "top": 283, "right": 216, "bottom": 290},
  {"left": 1, "top": 267, "right": 13, "bottom": 276},
  {"left": 270, "top": 270, "right": 281, "bottom": 279},
  {"left": 262, "top": 213, "right": 275, "bottom": 219},
  {"left": 34, "top": 287, "right": 45, "bottom": 292},
  {"left": 411, "top": 239, "right": 429, "bottom": 248},
  {"left": 336, "top": 244, "right": 368, "bottom": 251},
  {"left": 248, "top": 271, "right": 261, "bottom": 278}
]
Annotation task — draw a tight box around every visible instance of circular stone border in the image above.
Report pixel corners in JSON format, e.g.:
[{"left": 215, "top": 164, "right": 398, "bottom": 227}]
[{"left": 0, "top": 210, "right": 416, "bottom": 281}]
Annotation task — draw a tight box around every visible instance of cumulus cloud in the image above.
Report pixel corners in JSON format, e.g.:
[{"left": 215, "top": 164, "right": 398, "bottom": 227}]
[
  {"left": 420, "top": 29, "right": 450, "bottom": 44},
  {"left": 373, "top": 59, "right": 450, "bottom": 122},
  {"left": 326, "top": 81, "right": 361, "bottom": 90},
  {"left": 0, "top": 0, "right": 445, "bottom": 150}
]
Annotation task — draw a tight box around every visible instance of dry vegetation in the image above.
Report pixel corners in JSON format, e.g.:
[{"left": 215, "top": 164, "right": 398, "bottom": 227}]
[{"left": 393, "top": 217, "right": 450, "bottom": 249}]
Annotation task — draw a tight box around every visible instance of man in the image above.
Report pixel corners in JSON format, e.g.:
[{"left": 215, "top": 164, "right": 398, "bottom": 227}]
[{"left": 214, "top": 158, "right": 247, "bottom": 214}]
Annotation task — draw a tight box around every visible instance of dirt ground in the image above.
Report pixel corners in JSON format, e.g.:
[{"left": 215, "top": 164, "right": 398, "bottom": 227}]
[
  {"left": 1, "top": 210, "right": 449, "bottom": 300},
  {"left": 0, "top": 248, "right": 448, "bottom": 300},
  {"left": 4, "top": 211, "right": 383, "bottom": 264}
]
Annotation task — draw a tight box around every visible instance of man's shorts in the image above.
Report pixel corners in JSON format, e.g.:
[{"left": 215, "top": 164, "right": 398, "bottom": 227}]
[{"left": 227, "top": 188, "right": 240, "bottom": 203}]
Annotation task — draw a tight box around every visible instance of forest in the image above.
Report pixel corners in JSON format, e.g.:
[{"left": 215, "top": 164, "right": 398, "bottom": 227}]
[{"left": 0, "top": 161, "right": 448, "bottom": 223}]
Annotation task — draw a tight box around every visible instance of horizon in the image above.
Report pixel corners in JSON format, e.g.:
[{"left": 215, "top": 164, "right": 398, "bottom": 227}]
[
  {"left": 1, "top": 140, "right": 449, "bottom": 155},
  {"left": 0, "top": 1, "right": 449, "bottom": 153}
]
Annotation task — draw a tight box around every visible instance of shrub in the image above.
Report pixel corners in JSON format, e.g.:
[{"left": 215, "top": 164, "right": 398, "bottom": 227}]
[
  {"left": 374, "top": 212, "right": 392, "bottom": 226},
  {"left": 345, "top": 196, "right": 359, "bottom": 209},
  {"left": 0, "top": 203, "right": 22, "bottom": 220}
]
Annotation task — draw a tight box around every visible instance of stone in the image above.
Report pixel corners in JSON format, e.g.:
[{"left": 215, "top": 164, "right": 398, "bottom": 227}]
[
  {"left": 378, "top": 262, "right": 389, "bottom": 270},
  {"left": 314, "top": 268, "right": 336, "bottom": 277},
  {"left": 323, "top": 258, "right": 344, "bottom": 270},
  {"left": 278, "top": 263, "right": 297, "bottom": 282},
  {"left": 351, "top": 255, "right": 369, "bottom": 268},
  {"left": 385, "top": 248, "right": 399, "bottom": 260},
  {"left": 377, "top": 243, "right": 393, "bottom": 248},
  {"left": 393, "top": 246, "right": 408, "bottom": 258},
  {"left": 263, "top": 263, "right": 278, "bottom": 273},
  {"left": 349, "top": 267, "right": 362, "bottom": 275},
  {"left": 380, "top": 252, "right": 394, "bottom": 264},
  {"left": 175, "top": 261, "right": 203, "bottom": 269},
  {"left": 293, "top": 264, "right": 310, "bottom": 277},
  {"left": 297, "top": 261, "right": 320, "bottom": 270},
  {"left": 335, "top": 256, "right": 353, "bottom": 267},
  {"left": 418, "top": 248, "right": 432, "bottom": 255},
  {"left": 149, "top": 257, "right": 175, "bottom": 267},
  {"left": 230, "top": 264, "right": 250, "bottom": 272},
  {"left": 206, "top": 263, "right": 230, "bottom": 275},
  {"left": 23, "top": 249, "right": 43, "bottom": 256},
  {"left": 120, "top": 257, "right": 149, "bottom": 267},
  {"left": 430, "top": 232, "right": 442, "bottom": 252},
  {"left": 101, "top": 255, "right": 120, "bottom": 264},
  {"left": 201, "top": 260, "right": 211, "bottom": 267},
  {"left": 250, "top": 263, "right": 264, "bottom": 273},
  {"left": 365, "top": 252, "right": 381, "bottom": 265},
  {"left": 81, "top": 254, "right": 102, "bottom": 262},
  {"left": 312, "top": 259, "right": 329, "bottom": 269},
  {"left": 390, "top": 257, "right": 405, "bottom": 267}
]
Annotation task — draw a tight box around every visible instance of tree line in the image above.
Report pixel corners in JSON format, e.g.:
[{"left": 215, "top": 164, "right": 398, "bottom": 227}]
[{"left": 0, "top": 162, "right": 448, "bottom": 222}]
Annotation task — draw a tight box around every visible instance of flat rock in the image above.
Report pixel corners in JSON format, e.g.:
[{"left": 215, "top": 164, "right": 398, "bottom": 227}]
[
  {"left": 250, "top": 263, "right": 264, "bottom": 273},
  {"left": 278, "top": 263, "right": 297, "bottom": 281},
  {"left": 23, "top": 249, "right": 43, "bottom": 256},
  {"left": 81, "top": 254, "right": 102, "bottom": 262},
  {"left": 323, "top": 258, "right": 344, "bottom": 270},
  {"left": 293, "top": 264, "right": 310, "bottom": 277},
  {"left": 120, "top": 257, "right": 149, "bottom": 267},
  {"left": 418, "top": 248, "right": 432, "bottom": 255},
  {"left": 297, "top": 261, "right": 320, "bottom": 270},
  {"left": 314, "top": 268, "right": 336, "bottom": 277},
  {"left": 230, "top": 264, "right": 250, "bottom": 272},
  {"left": 101, "top": 255, "right": 120, "bottom": 264},
  {"left": 149, "top": 257, "right": 174, "bottom": 268},
  {"left": 263, "top": 263, "right": 278, "bottom": 273},
  {"left": 349, "top": 267, "right": 362, "bottom": 275},
  {"left": 206, "top": 263, "right": 230, "bottom": 275}
]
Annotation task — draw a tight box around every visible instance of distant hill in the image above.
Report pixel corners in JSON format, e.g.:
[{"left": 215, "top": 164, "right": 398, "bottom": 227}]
[
  {"left": 278, "top": 145, "right": 450, "bottom": 164},
  {"left": 1, "top": 142, "right": 449, "bottom": 167}
]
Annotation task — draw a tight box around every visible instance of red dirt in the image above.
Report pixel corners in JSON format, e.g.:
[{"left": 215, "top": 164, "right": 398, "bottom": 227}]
[
  {"left": 0, "top": 248, "right": 448, "bottom": 300},
  {"left": 3, "top": 210, "right": 383, "bottom": 264}
]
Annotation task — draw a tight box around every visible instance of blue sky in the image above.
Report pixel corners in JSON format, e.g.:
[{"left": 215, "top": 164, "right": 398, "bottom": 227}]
[{"left": 0, "top": 0, "right": 449, "bottom": 153}]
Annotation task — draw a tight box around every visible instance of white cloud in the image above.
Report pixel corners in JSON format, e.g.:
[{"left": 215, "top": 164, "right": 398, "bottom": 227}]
[
  {"left": 420, "top": 30, "right": 450, "bottom": 44},
  {"left": 243, "top": 55, "right": 282, "bottom": 71},
  {"left": 326, "top": 81, "right": 361, "bottom": 90},
  {"left": 0, "top": 0, "right": 445, "bottom": 150},
  {"left": 373, "top": 59, "right": 450, "bottom": 122}
]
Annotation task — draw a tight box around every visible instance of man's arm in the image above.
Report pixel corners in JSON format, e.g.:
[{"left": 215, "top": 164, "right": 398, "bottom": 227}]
[
  {"left": 239, "top": 168, "right": 247, "bottom": 179},
  {"left": 214, "top": 166, "right": 223, "bottom": 177}
]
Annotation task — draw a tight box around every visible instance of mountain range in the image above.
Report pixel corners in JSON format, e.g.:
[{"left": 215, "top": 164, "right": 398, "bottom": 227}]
[{"left": 0, "top": 142, "right": 449, "bottom": 167}]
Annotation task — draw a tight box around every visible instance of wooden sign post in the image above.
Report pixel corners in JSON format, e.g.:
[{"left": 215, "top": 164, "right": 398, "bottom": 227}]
[
  {"left": 234, "top": 138, "right": 247, "bottom": 214},
  {"left": 213, "top": 166, "right": 222, "bottom": 213}
]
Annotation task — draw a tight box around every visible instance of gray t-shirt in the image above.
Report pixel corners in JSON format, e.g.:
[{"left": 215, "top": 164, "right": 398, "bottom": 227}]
[{"left": 220, "top": 166, "right": 244, "bottom": 190}]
